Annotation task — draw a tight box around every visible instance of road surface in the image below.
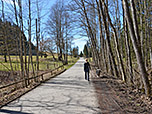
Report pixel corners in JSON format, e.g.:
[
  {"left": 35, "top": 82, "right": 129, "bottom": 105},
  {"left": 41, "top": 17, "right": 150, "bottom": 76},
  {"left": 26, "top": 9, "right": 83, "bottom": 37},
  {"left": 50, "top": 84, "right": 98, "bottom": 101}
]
[{"left": 0, "top": 58, "right": 101, "bottom": 114}]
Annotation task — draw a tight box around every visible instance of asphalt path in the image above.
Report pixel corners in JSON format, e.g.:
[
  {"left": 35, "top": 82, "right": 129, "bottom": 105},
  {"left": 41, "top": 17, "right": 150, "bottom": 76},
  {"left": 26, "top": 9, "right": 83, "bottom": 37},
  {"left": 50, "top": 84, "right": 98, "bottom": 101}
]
[{"left": 0, "top": 58, "right": 101, "bottom": 114}]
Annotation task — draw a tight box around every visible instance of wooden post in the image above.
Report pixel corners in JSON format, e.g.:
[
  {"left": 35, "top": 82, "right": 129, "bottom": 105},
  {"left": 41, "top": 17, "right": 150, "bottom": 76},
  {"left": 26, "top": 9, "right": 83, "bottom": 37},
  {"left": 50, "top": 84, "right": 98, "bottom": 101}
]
[
  {"left": 41, "top": 74, "right": 44, "bottom": 81},
  {"left": 54, "top": 63, "right": 55, "bottom": 68},
  {"left": 47, "top": 64, "right": 49, "bottom": 69}
]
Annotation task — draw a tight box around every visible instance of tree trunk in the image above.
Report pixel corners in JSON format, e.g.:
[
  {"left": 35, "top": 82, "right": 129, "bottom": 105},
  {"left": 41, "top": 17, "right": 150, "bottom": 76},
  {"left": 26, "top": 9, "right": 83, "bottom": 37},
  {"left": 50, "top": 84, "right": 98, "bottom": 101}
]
[
  {"left": 13, "top": 0, "right": 20, "bottom": 71},
  {"left": 124, "top": 19, "right": 133, "bottom": 84},
  {"left": 149, "top": 14, "right": 152, "bottom": 68},
  {"left": 23, "top": 31, "right": 27, "bottom": 82},
  {"left": 99, "top": 0, "right": 119, "bottom": 77},
  {"left": 28, "top": 0, "right": 35, "bottom": 84},
  {"left": 96, "top": 0, "right": 106, "bottom": 71},
  {"left": 122, "top": 0, "right": 151, "bottom": 96},
  {"left": 2, "top": 1, "right": 14, "bottom": 74},
  {"left": 139, "top": 0, "right": 144, "bottom": 66},
  {"left": 130, "top": 0, "right": 141, "bottom": 45},
  {"left": 144, "top": 0, "right": 149, "bottom": 69},
  {"left": 1, "top": 0, "right": 7, "bottom": 63},
  {"left": 81, "top": 0, "right": 100, "bottom": 69},
  {"left": 65, "top": 16, "right": 68, "bottom": 64},
  {"left": 122, "top": 3, "right": 133, "bottom": 84},
  {"left": 102, "top": 0, "right": 126, "bottom": 81},
  {"left": 36, "top": 19, "right": 39, "bottom": 71},
  {"left": 18, "top": 0, "right": 26, "bottom": 86},
  {"left": 107, "top": 44, "right": 114, "bottom": 76}
]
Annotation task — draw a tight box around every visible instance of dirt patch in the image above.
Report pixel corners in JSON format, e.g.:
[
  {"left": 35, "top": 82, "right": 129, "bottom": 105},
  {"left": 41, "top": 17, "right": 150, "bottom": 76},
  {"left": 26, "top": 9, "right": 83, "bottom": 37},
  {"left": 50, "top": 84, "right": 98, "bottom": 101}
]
[{"left": 91, "top": 71, "right": 152, "bottom": 114}]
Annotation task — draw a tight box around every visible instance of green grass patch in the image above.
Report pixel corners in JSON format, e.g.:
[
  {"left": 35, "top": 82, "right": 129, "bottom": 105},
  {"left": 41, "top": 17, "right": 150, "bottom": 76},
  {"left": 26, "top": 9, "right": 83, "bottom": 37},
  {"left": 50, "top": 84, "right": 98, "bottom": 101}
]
[{"left": 0, "top": 55, "right": 79, "bottom": 71}]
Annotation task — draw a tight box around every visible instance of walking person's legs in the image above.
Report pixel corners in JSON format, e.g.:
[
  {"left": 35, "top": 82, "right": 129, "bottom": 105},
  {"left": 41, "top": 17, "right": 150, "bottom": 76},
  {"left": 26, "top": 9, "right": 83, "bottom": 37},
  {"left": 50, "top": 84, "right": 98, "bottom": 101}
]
[
  {"left": 87, "top": 72, "right": 90, "bottom": 81},
  {"left": 85, "top": 71, "right": 87, "bottom": 80}
]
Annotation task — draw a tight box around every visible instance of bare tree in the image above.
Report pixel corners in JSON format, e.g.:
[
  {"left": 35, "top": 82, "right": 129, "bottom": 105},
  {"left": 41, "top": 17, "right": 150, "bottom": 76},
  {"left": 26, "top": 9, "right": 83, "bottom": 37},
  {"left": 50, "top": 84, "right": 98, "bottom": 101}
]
[
  {"left": 28, "top": 0, "right": 35, "bottom": 75},
  {"left": 47, "top": 0, "right": 74, "bottom": 64},
  {"left": 18, "top": 0, "right": 27, "bottom": 86},
  {"left": 1, "top": 0, "right": 13, "bottom": 74}
]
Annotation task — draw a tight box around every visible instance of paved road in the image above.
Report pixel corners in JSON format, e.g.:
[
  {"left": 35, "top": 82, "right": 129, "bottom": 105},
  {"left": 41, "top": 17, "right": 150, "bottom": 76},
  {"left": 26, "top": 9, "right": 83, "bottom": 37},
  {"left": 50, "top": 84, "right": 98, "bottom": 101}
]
[{"left": 0, "top": 58, "right": 101, "bottom": 114}]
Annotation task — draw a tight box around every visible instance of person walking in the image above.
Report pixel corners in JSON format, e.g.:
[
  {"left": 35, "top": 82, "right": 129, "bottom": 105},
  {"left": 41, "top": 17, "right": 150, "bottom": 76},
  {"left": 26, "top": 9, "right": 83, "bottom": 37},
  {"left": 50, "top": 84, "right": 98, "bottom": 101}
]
[{"left": 84, "top": 58, "right": 91, "bottom": 81}]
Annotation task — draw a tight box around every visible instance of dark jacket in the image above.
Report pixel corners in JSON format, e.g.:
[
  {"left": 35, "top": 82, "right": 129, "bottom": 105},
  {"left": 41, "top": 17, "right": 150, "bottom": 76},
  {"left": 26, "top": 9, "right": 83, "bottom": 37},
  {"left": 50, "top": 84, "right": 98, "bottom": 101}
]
[{"left": 84, "top": 62, "right": 90, "bottom": 72}]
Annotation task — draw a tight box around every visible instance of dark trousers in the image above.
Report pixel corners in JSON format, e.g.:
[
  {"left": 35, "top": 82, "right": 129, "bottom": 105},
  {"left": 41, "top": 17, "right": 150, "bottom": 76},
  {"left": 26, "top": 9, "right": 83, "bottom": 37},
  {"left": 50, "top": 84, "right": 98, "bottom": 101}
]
[{"left": 85, "top": 71, "right": 89, "bottom": 81}]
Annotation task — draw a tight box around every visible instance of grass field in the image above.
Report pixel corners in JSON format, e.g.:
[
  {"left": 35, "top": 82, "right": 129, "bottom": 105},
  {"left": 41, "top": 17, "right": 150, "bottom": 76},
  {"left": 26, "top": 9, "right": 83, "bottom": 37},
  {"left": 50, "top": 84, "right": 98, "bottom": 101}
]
[{"left": 0, "top": 55, "right": 78, "bottom": 71}]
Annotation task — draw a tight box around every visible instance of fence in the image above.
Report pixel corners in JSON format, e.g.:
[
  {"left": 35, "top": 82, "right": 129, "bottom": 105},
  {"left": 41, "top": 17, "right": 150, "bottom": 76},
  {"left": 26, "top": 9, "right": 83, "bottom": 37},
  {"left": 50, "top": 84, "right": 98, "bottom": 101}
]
[
  {"left": 0, "top": 65, "right": 65, "bottom": 103},
  {"left": 0, "top": 65, "right": 64, "bottom": 90}
]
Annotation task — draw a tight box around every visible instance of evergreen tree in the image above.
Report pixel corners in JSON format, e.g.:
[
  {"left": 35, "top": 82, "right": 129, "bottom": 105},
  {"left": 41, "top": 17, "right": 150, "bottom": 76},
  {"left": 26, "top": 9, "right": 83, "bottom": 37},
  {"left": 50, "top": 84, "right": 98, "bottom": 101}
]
[
  {"left": 83, "top": 44, "right": 88, "bottom": 57},
  {"left": 79, "top": 51, "right": 83, "bottom": 57}
]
